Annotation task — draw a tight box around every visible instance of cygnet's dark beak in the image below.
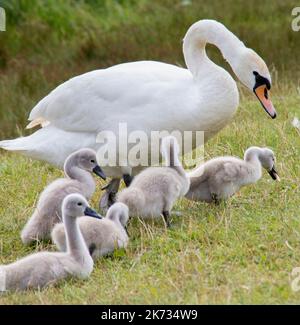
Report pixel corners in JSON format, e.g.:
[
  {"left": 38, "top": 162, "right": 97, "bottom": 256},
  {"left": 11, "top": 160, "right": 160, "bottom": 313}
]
[
  {"left": 84, "top": 207, "right": 102, "bottom": 219},
  {"left": 93, "top": 165, "right": 106, "bottom": 180},
  {"left": 268, "top": 166, "right": 280, "bottom": 181}
]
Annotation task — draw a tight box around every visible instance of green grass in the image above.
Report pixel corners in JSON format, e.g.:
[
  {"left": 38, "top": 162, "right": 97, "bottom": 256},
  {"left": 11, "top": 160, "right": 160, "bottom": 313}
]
[
  {"left": 0, "top": 0, "right": 300, "bottom": 304},
  {"left": 0, "top": 89, "right": 299, "bottom": 304}
]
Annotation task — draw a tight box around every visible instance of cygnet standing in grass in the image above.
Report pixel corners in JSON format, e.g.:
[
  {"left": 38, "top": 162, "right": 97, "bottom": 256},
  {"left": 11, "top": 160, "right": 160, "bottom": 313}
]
[
  {"left": 21, "top": 148, "right": 106, "bottom": 244},
  {"left": 117, "top": 136, "right": 190, "bottom": 227},
  {"left": 51, "top": 202, "right": 129, "bottom": 260},
  {"left": 185, "top": 146, "right": 280, "bottom": 203},
  {"left": 0, "top": 194, "right": 101, "bottom": 292}
]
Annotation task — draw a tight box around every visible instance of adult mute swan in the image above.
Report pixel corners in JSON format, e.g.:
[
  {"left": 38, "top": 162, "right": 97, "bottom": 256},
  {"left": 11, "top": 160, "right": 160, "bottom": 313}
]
[{"left": 0, "top": 19, "right": 276, "bottom": 207}]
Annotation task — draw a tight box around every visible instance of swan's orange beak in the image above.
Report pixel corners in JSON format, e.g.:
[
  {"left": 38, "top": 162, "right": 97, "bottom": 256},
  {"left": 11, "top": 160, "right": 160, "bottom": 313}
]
[{"left": 254, "top": 85, "right": 277, "bottom": 119}]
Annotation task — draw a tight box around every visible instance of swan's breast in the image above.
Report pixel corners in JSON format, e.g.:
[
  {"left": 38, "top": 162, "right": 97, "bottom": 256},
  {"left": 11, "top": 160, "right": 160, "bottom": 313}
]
[{"left": 195, "top": 65, "right": 239, "bottom": 137}]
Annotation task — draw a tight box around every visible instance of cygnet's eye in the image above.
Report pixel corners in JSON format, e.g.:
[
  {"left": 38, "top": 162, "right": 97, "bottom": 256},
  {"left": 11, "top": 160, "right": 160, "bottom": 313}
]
[
  {"left": 77, "top": 202, "right": 82, "bottom": 206},
  {"left": 91, "top": 159, "right": 95, "bottom": 163}
]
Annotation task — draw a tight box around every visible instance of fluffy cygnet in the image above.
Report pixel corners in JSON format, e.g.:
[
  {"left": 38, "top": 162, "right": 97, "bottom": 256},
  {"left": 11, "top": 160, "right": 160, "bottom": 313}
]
[
  {"left": 185, "top": 146, "right": 279, "bottom": 203},
  {"left": 117, "top": 136, "right": 190, "bottom": 227},
  {"left": 51, "top": 202, "right": 129, "bottom": 260},
  {"left": 0, "top": 194, "right": 101, "bottom": 292},
  {"left": 21, "top": 148, "right": 106, "bottom": 245}
]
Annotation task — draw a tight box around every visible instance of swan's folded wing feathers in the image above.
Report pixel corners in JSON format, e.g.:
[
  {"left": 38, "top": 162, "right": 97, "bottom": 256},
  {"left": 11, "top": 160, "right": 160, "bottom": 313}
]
[
  {"left": 27, "top": 62, "right": 192, "bottom": 133},
  {"left": 220, "top": 161, "right": 240, "bottom": 182},
  {"left": 26, "top": 117, "right": 50, "bottom": 129}
]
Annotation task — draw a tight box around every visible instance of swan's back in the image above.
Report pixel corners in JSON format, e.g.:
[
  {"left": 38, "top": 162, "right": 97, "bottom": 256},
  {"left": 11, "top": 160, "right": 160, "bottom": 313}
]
[
  {"left": 36, "top": 178, "right": 83, "bottom": 213},
  {"left": 118, "top": 166, "right": 187, "bottom": 217},
  {"left": 52, "top": 217, "right": 128, "bottom": 259},
  {"left": 2, "top": 252, "right": 77, "bottom": 290},
  {"left": 188, "top": 156, "right": 244, "bottom": 179},
  {"left": 29, "top": 61, "right": 193, "bottom": 132},
  {"left": 186, "top": 156, "right": 250, "bottom": 202}
]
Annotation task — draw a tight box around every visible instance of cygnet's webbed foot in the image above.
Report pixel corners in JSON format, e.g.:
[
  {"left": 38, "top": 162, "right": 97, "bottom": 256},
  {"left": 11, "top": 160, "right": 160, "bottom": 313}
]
[
  {"left": 123, "top": 174, "right": 134, "bottom": 187},
  {"left": 162, "top": 210, "right": 171, "bottom": 228},
  {"left": 211, "top": 193, "right": 220, "bottom": 205},
  {"left": 100, "top": 178, "right": 121, "bottom": 210}
]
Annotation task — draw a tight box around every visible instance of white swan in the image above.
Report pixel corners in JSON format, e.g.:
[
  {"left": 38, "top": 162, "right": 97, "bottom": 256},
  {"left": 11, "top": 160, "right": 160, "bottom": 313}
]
[{"left": 0, "top": 20, "right": 276, "bottom": 199}]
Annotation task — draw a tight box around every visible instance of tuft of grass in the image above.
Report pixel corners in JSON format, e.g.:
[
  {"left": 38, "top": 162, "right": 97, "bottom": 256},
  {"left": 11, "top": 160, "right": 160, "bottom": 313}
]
[{"left": 0, "top": 90, "right": 299, "bottom": 304}]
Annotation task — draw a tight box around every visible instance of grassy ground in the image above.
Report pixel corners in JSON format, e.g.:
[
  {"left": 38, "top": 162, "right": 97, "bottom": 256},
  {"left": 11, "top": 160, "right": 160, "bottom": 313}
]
[
  {"left": 0, "top": 0, "right": 300, "bottom": 304},
  {"left": 0, "top": 88, "right": 299, "bottom": 304}
]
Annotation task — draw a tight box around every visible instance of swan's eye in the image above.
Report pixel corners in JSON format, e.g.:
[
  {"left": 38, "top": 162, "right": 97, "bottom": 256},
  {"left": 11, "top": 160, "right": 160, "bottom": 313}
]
[
  {"left": 77, "top": 202, "right": 82, "bottom": 206},
  {"left": 91, "top": 160, "right": 95, "bottom": 163}
]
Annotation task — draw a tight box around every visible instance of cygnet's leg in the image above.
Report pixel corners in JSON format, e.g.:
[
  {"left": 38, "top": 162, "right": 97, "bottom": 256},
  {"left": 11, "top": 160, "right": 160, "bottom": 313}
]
[
  {"left": 123, "top": 174, "right": 134, "bottom": 187},
  {"left": 211, "top": 193, "right": 221, "bottom": 205},
  {"left": 162, "top": 211, "right": 171, "bottom": 228},
  {"left": 89, "top": 243, "right": 97, "bottom": 257},
  {"left": 100, "top": 178, "right": 121, "bottom": 209},
  {"left": 124, "top": 225, "right": 130, "bottom": 236}
]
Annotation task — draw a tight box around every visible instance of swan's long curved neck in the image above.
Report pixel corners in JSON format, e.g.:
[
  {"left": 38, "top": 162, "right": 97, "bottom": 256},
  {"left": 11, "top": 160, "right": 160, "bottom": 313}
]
[
  {"left": 111, "top": 217, "right": 124, "bottom": 230},
  {"left": 64, "top": 156, "right": 95, "bottom": 196},
  {"left": 243, "top": 148, "right": 263, "bottom": 183},
  {"left": 63, "top": 215, "right": 90, "bottom": 260},
  {"left": 183, "top": 20, "right": 245, "bottom": 78},
  {"left": 162, "top": 142, "right": 186, "bottom": 176}
]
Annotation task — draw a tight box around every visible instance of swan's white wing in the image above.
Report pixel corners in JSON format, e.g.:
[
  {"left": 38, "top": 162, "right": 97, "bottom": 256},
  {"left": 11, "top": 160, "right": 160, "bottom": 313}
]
[{"left": 28, "top": 61, "right": 192, "bottom": 132}]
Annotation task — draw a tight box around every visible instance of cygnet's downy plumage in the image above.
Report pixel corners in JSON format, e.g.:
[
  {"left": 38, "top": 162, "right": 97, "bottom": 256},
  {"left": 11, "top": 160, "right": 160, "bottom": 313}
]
[
  {"left": 117, "top": 136, "right": 190, "bottom": 227},
  {"left": 185, "top": 146, "right": 280, "bottom": 203},
  {"left": 0, "top": 194, "right": 101, "bottom": 292},
  {"left": 21, "top": 148, "right": 106, "bottom": 244},
  {"left": 51, "top": 202, "right": 129, "bottom": 260}
]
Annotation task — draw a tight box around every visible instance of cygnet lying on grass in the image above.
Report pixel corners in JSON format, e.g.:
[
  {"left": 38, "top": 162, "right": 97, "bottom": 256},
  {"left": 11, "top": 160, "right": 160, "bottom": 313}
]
[
  {"left": 51, "top": 202, "right": 129, "bottom": 260},
  {"left": 21, "top": 148, "right": 106, "bottom": 244},
  {"left": 0, "top": 194, "right": 101, "bottom": 292}
]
